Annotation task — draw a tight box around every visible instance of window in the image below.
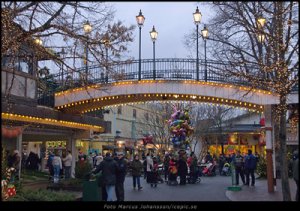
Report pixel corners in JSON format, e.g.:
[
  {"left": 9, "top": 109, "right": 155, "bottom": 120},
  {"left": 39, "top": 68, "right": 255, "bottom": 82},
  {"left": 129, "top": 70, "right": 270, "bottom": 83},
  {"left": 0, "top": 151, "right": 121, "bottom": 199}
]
[
  {"left": 2, "top": 56, "right": 33, "bottom": 74},
  {"left": 133, "top": 109, "right": 137, "bottom": 118},
  {"left": 117, "top": 106, "right": 122, "bottom": 115},
  {"left": 144, "top": 113, "right": 149, "bottom": 121}
]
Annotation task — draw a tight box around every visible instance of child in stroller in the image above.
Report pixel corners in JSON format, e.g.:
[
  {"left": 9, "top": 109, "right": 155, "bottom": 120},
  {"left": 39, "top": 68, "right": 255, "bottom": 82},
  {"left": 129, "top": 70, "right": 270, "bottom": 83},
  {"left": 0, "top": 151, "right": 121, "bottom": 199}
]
[
  {"left": 167, "top": 158, "right": 178, "bottom": 185},
  {"left": 220, "top": 162, "right": 231, "bottom": 176},
  {"left": 202, "top": 162, "right": 216, "bottom": 176}
]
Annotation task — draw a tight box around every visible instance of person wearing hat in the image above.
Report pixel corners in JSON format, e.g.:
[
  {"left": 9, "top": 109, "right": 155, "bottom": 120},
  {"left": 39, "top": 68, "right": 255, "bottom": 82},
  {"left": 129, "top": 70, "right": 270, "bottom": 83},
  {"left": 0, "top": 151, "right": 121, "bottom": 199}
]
[
  {"left": 244, "top": 149, "right": 257, "bottom": 186},
  {"left": 293, "top": 150, "right": 298, "bottom": 201},
  {"left": 8, "top": 150, "right": 21, "bottom": 181},
  {"left": 115, "top": 152, "right": 127, "bottom": 201},
  {"left": 92, "top": 152, "right": 119, "bottom": 201}
]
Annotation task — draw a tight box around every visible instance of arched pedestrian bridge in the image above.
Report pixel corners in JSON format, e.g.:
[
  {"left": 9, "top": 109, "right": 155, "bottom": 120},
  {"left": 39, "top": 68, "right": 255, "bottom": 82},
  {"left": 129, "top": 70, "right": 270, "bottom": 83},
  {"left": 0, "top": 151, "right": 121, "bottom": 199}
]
[{"left": 54, "top": 58, "right": 298, "bottom": 114}]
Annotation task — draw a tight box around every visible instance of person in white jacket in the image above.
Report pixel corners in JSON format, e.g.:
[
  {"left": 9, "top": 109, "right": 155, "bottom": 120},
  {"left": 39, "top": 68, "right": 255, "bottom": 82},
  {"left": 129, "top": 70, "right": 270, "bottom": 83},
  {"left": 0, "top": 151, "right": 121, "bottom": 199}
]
[
  {"left": 52, "top": 152, "right": 62, "bottom": 183},
  {"left": 62, "top": 150, "right": 72, "bottom": 179},
  {"left": 146, "top": 153, "right": 153, "bottom": 183}
]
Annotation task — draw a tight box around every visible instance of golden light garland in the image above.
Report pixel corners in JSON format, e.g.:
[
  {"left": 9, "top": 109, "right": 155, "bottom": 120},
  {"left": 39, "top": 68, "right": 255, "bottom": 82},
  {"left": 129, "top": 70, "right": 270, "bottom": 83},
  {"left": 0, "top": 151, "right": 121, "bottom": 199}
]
[
  {"left": 58, "top": 93, "right": 264, "bottom": 114},
  {"left": 2, "top": 113, "right": 103, "bottom": 132},
  {"left": 54, "top": 80, "right": 275, "bottom": 97}
]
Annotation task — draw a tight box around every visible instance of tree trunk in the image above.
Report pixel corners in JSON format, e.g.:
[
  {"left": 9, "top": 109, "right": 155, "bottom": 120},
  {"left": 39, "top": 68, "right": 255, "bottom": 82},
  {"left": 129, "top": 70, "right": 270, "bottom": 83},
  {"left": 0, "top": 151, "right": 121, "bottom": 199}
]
[{"left": 279, "top": 94, "right": 291, "bottom": 201}]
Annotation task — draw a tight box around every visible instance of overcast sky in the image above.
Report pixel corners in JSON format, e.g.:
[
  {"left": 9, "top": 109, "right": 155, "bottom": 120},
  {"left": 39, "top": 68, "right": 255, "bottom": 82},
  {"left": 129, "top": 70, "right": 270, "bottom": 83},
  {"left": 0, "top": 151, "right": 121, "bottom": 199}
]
[{"left": 110, "top": 2, "right": 215, "bottom": 59}]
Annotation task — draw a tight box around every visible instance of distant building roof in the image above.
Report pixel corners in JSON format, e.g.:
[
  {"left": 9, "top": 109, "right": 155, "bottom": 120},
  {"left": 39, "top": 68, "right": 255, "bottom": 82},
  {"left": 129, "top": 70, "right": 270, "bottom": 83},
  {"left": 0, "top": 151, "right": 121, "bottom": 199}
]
[{"left": 207, "top": 124, "right": 261, "bottom": 134}]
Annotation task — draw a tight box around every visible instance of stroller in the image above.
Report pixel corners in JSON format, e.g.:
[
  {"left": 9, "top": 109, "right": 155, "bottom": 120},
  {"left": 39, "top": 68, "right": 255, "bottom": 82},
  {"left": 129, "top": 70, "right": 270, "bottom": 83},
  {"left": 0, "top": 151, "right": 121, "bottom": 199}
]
[
  {"left": 187, "top": 166, "right": 201, "bottom": 184},
  {"left": 202, "top": 163, "right": 216, "bottom": 176},
  {"left": 167, "top": 165, "right": 178, "bottom": 185},
  {"left": 220, "top": 162, "right": 231, "bottom": 176}
]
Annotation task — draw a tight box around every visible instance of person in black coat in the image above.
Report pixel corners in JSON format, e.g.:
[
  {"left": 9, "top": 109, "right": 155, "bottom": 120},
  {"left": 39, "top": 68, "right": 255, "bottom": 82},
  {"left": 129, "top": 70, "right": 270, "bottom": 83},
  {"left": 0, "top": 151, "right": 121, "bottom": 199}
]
[
  {"left": 115, "top": 152, "right": 127, "bottom": 201},
  {"left": 93, "top": 152, "right": 119, "bottom": 201},
  {"left": 177, "top": 155, "right": 188, "bottom": 185}
]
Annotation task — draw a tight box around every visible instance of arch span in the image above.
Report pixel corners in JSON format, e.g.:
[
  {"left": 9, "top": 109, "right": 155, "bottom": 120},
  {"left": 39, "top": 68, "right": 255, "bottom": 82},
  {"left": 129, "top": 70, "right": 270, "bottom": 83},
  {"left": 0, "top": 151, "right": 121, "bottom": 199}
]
[{"left": 54, "top": 80, "right": 289, "bottom": 114}]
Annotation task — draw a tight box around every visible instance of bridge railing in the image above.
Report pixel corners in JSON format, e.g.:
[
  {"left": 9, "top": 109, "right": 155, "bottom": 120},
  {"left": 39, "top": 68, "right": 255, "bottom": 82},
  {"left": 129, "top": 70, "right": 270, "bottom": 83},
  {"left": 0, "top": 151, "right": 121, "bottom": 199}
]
[
  {"left": 53, "top": 58, "right": 256, "bottom": 87},
  {"left": 38, "top": 58, "right": 297, "bottom": 107}
]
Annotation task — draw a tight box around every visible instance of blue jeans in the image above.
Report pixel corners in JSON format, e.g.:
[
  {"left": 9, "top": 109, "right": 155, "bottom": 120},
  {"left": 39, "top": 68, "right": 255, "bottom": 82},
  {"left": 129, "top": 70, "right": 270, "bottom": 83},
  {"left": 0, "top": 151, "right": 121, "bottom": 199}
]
[
  {"left": 53, "top": 165, "right": 61, "bottom": 183},
  {"left": 132, "top": 176, "right": 141, "bottom": 188},
  {"left": 105, "top": 185, "right": 115, "bottom": 201}
]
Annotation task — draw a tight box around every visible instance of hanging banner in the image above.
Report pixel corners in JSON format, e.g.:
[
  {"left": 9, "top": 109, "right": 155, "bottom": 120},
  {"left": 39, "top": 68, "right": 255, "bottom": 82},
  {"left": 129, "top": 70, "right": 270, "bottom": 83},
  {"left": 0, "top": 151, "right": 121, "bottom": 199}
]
[{"left": 1, "top": 126, "right": 23, "bottom": 138}]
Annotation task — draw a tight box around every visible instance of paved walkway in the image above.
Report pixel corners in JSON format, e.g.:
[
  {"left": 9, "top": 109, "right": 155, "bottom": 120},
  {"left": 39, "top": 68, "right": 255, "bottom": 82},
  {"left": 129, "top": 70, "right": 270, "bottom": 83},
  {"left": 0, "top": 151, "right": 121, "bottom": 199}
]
[
  {"left": 226, "top": 178, "right": 297, "bottom": 201},
  {"left": 20, "top": 176, "right": 297, "bottom": 201}
]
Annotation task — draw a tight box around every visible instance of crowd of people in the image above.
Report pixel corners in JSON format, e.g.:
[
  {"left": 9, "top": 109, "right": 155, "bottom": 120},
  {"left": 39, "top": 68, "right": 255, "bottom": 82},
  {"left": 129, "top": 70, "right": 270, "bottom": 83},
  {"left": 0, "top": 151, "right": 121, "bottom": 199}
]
[{"left": 5, "top": 147, "right": 298, "bottom": 201}]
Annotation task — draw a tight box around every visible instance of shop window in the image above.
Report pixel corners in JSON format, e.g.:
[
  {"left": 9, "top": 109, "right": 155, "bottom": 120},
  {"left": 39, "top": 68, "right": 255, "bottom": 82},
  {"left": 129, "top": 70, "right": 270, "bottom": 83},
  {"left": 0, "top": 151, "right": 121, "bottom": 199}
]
[{"left": 133, "top": 109, "right": 137, "bottom": 118}]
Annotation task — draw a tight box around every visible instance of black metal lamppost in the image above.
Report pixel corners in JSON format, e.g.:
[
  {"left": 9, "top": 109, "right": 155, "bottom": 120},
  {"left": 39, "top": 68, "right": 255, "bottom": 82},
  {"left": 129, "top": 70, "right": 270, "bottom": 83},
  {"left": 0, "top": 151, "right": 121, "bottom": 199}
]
[
  {"left": 150, "top": 26, "right": 158, "bottom": 80},
  {"left": 193, "top": 7, "right": 202, "bottom": 81},
  {"left": 201, "top": 25, "right": 209, "bottom": 82},
  {"left": 136, "top": 10, "right": 145, "bottom": 81},
  {"left": 83, "top": 20, "right": 92, "bottom": 82}
]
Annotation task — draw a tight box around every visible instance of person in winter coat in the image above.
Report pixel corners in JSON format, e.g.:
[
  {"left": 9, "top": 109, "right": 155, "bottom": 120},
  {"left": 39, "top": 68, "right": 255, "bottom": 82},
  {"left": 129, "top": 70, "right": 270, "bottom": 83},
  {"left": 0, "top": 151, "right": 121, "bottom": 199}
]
[
  {"left": 115, "top": 152, "right": 127, "bottom": 201},
  {"left": 233, "top": 150, "right": 245, "bottom": 185},
  {"left": 177, "top": 155, "right": 188, "bottom": 185},
  {"left": 92, "top": 152, "right": 119, "bottom": 201},
  {"left": 146, "top": 153, "right": 153, "bottom": 183},
  {"left": 47, "top": 152, "right": 55, "bottom": 181},
  {"left": 52, "top": 152, "right": 62, "bottom": 183},
  {"left": 62, "top": 150, "right": 72, "bottom": 179},
  {"left": 130, "top": 155, "right": 143, "bottom": 190},
  {"left": 163, "top": 153, "right": 170, "bottom": 181},
  {"left": 244, "top": 149, "right": 257, "bottom": 186}
]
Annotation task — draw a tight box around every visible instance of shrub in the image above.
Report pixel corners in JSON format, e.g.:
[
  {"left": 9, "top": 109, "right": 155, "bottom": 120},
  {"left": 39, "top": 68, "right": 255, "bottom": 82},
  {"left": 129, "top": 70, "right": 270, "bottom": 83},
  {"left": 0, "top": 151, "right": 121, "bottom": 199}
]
[
  {"left": 8, "top": 188, "right": 75, "bottom": 201},
  {"left": 256, "top": 156, "right": 267, "bottom": 178},
  {"left": 75, "top": 160, "right": 92, "bottom": 179}
]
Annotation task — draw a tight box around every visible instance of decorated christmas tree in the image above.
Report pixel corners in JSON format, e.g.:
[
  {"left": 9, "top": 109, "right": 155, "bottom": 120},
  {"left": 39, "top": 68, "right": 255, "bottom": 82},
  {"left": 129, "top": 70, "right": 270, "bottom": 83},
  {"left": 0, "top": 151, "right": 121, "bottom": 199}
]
[{"left": 2, "top": 147, "right": 7, "bottom": 179}]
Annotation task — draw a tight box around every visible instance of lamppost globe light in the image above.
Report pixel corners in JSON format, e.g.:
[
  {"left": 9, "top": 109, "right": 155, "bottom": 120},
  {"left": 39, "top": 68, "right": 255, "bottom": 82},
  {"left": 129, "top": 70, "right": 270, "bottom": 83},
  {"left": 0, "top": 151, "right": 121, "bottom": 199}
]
[
  {"left": 83, "top": 20, "right": 92, "bottom": 34},
  {"left": 35, "top": 37, "right": 43, "bottom": 45},
  {"left": 257, "top": 16, "right": 266, "bottom": 28},
  {"left": 257, "top": 33, "right": 265, "bottom": 43},
  {"left": 193, "top": 6, "right": 202, "bottom": 25},
  {"left": 150, "top": 25, "right": 158, "bottom": 42},
  {"left": 136, "top": 10, "right": 145, "bottom": 26},
  {"left": 201, "top": 25, "right": 209, "bottom": 39}
]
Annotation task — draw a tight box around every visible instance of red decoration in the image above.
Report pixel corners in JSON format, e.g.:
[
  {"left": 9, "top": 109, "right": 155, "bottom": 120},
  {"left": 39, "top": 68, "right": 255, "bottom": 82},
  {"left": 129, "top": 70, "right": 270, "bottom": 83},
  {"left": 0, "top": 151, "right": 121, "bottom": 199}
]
[
  {"left": 7, "top": 186, "right": 16, "bottom": 197},
  {"left": 240, "top": 138, "right": 248, "bottom": 145},
  {"left": 2, "top": 127, "right": 23, "bottom": 138},
  {"left": 260, "top": 118, "right": 265, "bottom": 126},
  {"left": 259, "top": 134, "right": 266, "bottom": 146},
  {"left": 142, "top": 135, "right": 154, "bottom": 145}
]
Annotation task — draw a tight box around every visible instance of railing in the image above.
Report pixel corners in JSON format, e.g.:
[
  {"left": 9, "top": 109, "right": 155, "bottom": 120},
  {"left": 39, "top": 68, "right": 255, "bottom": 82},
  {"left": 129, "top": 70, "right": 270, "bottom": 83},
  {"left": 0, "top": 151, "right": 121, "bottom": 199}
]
[
  {"left": 38, "top": 58, "right": 298, "bottom": 106},
  {"left": 52, "top": 58, "right": 256, "bottom": 87}
]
